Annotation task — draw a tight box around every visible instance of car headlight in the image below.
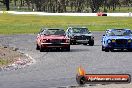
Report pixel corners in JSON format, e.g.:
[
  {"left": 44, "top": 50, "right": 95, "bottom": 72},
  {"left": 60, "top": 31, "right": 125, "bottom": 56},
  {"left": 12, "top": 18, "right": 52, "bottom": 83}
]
[
  {"left": 128, "top": 39, "right": 131, "bottom": 43},
  {"left": 107, "top": 39, "right": 111, "bottom": 43},
  {"left": 112, "top": 39, "right": 116, "bottom": 43},
  {"left": 42, "top": 39, "right": 47, "bottom": 43},
  {"left": 65, "top": 39, "right": 70, "bottom": 43},
  {"left": 63, "top": 39, "right": 70, "bottom": 43}
]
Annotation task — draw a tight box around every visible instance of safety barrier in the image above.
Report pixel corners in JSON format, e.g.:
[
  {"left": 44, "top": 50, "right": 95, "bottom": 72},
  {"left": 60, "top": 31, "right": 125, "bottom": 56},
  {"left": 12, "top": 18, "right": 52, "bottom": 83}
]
[{"left": 0, "top": 11, "right": 132, "bottom": 17}]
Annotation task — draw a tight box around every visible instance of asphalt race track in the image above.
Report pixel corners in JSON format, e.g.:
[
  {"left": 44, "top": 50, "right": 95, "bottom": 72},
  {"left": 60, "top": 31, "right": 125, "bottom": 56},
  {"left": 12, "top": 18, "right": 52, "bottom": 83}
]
[{"left": 0, "top": 32, "right": 132, "bottom": 88}]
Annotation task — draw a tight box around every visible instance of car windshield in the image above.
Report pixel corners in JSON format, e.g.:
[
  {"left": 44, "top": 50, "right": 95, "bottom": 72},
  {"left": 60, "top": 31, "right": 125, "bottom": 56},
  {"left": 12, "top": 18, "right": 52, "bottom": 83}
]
[
  {"left": 41, "top": 29, "right": 65, "bottom": 35},
  {"left": 107, "top": 29, "right": 132, "bottom": 36},
  {"left": 72, "top": 28, "right": 89, "bottom": 34}
]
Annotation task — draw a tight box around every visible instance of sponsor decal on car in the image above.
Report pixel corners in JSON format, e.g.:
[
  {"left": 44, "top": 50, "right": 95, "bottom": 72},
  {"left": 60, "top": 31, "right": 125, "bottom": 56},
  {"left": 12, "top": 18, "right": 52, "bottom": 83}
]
[{"left": 76, "top": 66, "right": 131, "bottom": 85}]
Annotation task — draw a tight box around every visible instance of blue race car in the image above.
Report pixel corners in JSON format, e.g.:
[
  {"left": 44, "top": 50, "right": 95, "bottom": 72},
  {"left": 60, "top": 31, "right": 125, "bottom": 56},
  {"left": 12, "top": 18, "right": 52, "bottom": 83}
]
[{"left": 102, "top": 29, "right": 132, "bottom": 52}]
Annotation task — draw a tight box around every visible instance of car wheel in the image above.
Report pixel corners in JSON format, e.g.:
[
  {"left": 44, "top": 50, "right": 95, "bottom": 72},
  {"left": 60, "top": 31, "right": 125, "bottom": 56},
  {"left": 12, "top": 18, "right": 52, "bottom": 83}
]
[
  {"left": 40, "top": 46, "right": 44, "bottom": 52},
  {"left": 36, "top": 44, "right": 40, "bottom": 50},
  {"left": 105, "top": 48, "right": 109, "bottom": 52},
  {"left": 128, "top": 49, "right": 132, "bottom": 52},
  {"left": 102, "top": 46, "right": 105, "bottom": 51},
  {"left": 65, "top": 45, "right": 70, "bottom": 51},
  {"left": 110, "top": 48, "right": 114, "bottom": 52},
  {"left": 89, "top": 40, "right": 94, "bottom": 46}
]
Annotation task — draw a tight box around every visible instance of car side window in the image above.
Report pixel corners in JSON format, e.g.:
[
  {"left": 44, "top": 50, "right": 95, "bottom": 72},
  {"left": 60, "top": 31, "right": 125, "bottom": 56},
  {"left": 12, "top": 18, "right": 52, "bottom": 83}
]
[
  {"left": 39, "top": 29, "right": 44, "bottom": 34},
  {"left": 69, "top": 29, "right": 73, "bottom": 33},
  {"left": 67, "top": 28, "right": 71, "bottom": 34},
  {"left": 42, "top": 30, "right": 51, "bottom": 35},
  {"left": 67, "top": 29, "right": 70, "bottom": 33},
  {"left": 105, "top": 31, "right": 109, "bottom": 36},
  {"left": 105, "top": 33, "right": 108, "bottom": 36},
  {"left": 66, "top": 28, "right": 72, "bottom": 37}
]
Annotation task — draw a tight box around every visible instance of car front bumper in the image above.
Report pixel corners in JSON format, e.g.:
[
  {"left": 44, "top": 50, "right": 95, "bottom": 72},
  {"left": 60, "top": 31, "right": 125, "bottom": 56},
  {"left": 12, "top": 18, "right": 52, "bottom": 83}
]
[
  {"left": 71, "top": 39, "right": 90, "bottom": 43},
  {"left": 40, "top": 43, "right": 70, "bottom": 48},
  {"left": 106, "top": 43, "right": 132, "bottom": 49},
  {"left": 76, "top": 40, "right": 89, "bottom": 43}
]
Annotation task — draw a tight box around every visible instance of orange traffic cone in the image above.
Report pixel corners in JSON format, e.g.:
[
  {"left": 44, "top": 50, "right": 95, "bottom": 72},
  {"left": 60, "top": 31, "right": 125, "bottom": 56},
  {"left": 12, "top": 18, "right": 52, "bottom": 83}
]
[{"left": 78, "top": 66, "right": 86, "bottom": 76}]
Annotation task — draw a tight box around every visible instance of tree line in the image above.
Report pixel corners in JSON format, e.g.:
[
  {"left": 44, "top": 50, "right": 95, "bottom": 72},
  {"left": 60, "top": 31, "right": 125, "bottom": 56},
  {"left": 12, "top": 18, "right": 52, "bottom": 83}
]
[{"left": 0, "top": 0, "right": 132, "bottom": 12}]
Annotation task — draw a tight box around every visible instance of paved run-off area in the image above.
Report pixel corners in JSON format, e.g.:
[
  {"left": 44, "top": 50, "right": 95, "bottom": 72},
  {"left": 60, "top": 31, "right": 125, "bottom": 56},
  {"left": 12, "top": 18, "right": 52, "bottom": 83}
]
[{"left": 0, "top": 32, "right": 132, "bottom": 88}]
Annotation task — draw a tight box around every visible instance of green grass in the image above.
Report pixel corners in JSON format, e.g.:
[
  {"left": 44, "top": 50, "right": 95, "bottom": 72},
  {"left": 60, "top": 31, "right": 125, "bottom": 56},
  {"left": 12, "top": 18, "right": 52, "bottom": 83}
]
[
  {"left": 0, "top": 59, "right": 10, "bottom": 66},
  {"left": 0, "top": 14, "right": 132, "bottom": 34}
]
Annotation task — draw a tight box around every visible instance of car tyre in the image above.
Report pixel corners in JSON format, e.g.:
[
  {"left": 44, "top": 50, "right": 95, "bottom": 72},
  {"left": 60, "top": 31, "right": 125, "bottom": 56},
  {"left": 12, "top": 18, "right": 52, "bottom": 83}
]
[
  {"left": 105, "top": 48, "right": 109, "bottom": 52},
  {"left": 89, "top": 40, "right": 94, "bottom": 46},
  {"left": 65, "top": 45, "right": 70, "bottom": 51},
  {"left": 110, "top": 48, "right": 114, "bottom": 52},
  {"left": 36, "top": 44, "right": 40, "bottom": 50},
  {"left": 102, "top": 46, "right": 105, "bottom": 51},
  {"left": 128, "top": 49, "right": 132, "bottom": 52},
  {"left": 40, "top": 46, "right": 44, "bottom": 52}
]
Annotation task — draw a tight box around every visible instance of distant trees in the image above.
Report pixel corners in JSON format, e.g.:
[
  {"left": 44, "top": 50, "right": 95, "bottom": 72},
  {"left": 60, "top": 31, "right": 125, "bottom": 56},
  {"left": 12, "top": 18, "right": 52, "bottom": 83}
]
[
  {"left": 5, "top": 0, "right": 10, "bottom": 10},
  {"left": 0, "top": 0, "right": 132, "bottom": 12},
  {"left": 89, "top": 0, "right": 104, "bottom": 12},
  {"left": 0, "top": 0, "right": 10, "bottom": 10}
]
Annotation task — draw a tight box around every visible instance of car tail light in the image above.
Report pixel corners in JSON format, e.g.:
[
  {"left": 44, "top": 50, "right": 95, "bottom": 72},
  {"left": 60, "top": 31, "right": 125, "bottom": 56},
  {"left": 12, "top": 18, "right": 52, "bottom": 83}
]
[{"left": 107, "top": 39, "right": 111, "bottom": 43}]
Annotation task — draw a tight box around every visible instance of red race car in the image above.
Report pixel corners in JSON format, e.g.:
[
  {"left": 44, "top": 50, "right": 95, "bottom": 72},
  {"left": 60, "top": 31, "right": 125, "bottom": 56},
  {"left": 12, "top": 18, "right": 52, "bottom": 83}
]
[{"left": 36, "top": 28, "right": 70, "bottom": 52}]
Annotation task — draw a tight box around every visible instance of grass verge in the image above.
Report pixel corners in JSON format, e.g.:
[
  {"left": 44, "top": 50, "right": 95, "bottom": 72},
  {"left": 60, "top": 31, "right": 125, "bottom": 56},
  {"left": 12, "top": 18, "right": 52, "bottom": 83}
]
[
  {"left": 0, "top": 46, "right": 20, "bottom": 67},
  {"left": 0, "top": 58, "right": 12, "bottom": 67},
  {"left": 0, "top": 14, "right": 132, "bottom": 34}
]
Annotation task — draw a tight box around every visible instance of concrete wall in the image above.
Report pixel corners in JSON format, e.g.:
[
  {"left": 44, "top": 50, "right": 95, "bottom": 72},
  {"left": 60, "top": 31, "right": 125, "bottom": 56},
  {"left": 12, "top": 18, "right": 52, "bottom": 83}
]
[{"left": 0, "top": 11, "right": 132, "bottom": 17}]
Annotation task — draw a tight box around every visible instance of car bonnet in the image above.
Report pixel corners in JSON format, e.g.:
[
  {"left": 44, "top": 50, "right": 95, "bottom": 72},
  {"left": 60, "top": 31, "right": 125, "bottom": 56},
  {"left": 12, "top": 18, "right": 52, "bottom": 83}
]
[
  {"left": 41, "top": 35, "right": 67, "bottom": 39},
  {"left": 107, "top": 36, "right": 132, "bottom": 40}
]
